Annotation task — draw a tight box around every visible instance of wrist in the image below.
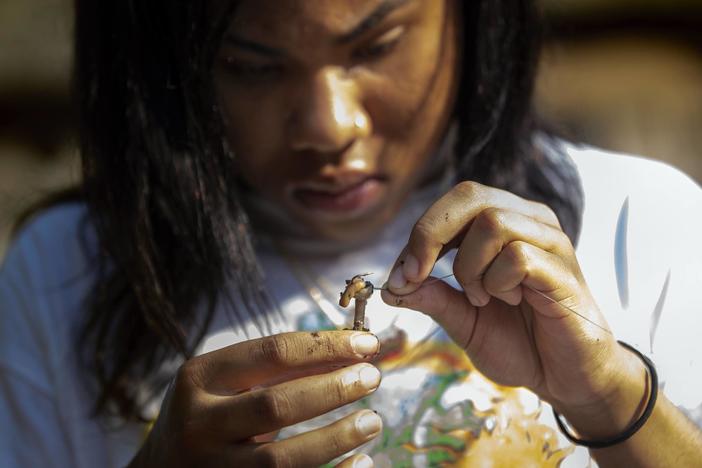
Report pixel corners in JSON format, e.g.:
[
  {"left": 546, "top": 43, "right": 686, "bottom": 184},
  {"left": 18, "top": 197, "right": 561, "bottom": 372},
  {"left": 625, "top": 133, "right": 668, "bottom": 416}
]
[{"left": 553, "top": 342, "right": 650, "bottom": 442}]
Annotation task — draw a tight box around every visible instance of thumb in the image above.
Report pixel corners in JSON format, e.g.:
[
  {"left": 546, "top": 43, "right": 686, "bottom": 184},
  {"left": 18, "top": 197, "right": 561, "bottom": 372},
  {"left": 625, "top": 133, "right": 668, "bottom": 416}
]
[{"left": 381, "top": 278, "right": 477, "bottom": 346}]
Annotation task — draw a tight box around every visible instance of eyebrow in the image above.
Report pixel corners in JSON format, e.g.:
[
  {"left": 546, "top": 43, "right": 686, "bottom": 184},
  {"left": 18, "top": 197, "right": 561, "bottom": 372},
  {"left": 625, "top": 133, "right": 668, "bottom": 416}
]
[
  {"left": 337, "top": 0, "right": 411, "bottom": 45},
  {"left": 222, "top": 0, "right": 411, "bottom": 57}
]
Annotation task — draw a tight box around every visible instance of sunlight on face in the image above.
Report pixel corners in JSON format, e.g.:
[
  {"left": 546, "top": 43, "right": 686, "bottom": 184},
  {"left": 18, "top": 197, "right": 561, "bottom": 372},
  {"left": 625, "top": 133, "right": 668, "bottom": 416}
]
[{"left": 214, "top": 0, "right": 460, "bottom": 241}]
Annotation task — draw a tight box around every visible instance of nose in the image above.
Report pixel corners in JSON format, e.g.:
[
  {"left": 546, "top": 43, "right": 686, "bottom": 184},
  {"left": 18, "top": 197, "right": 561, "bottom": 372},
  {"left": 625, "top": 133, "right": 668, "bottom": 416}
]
[{"left": 288, "top": 67, "right": 371, "bottom": 155}]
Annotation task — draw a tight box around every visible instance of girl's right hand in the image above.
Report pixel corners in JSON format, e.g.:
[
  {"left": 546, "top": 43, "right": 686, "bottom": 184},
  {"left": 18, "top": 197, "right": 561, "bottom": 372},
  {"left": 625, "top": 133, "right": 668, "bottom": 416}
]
[{"left": 129, "top": 331, "right": 383, "bottom": 468}]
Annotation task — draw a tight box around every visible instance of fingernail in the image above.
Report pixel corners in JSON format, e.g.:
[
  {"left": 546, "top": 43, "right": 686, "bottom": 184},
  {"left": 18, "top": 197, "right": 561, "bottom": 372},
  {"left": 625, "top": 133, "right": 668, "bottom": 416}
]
[
  {"left": 341, "top": 364, "right": 380, "bottom": 389},
  {"left": 402, "top": 254, "right": 419, "bottom": 280},
  {"left": 351, "top": 333, "right": 379, "bottom": 356},
  {"left": 356, "top": 411, "right": 382, "bottom": 437},
  {"left": 359, "top": 365, "right": 381, "bottom": 390},
  {"left": 353, "top": 454, "right": 374, "bottom": 468},
  {"left": 388, "top": 266, "right": 406, "bottom": 290}
]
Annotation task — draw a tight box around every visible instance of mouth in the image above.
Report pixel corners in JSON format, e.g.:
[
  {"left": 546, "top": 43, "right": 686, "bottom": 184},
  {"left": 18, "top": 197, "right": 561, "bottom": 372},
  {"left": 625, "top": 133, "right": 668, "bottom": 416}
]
[{"left": 290, "top": 175, "right": 387, "bottom": 217}]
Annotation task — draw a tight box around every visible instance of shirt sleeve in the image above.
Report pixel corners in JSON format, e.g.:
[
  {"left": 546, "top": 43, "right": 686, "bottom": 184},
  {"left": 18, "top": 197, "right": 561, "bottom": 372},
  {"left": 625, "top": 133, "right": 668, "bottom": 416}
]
[
  {"left": 0, "top": 367, "right": 74, "bottom": 467},
  {"left": 0, "top": 218, "right": 77, "bottom": 467}
]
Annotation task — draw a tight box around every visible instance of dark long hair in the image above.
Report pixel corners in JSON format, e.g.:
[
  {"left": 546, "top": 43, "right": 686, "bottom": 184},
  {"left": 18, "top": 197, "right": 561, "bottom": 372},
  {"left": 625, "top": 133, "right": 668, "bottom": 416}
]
[{"left": 73, "top": 0, "right": 583, "bottom": 422}]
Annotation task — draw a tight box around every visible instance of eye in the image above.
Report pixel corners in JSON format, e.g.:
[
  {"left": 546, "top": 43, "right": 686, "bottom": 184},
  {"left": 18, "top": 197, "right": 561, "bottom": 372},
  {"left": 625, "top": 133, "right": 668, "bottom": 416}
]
[
  {"left": 221, "top": 57, "right": 283, "bottom": 82},
  {"left": 353, "top": 26, "right": 405, "bottom": 61}
]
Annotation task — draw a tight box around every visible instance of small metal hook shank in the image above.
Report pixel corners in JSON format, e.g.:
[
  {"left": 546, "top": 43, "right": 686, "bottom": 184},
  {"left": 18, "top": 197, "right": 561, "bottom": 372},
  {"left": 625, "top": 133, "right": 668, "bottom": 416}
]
[{"left": 352, "top": 282, "right": 374, "bottom": 331}]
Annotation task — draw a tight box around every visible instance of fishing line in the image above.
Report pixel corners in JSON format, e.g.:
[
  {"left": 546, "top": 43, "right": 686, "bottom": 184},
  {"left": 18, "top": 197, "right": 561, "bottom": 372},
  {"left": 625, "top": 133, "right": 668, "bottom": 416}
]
[{"left": 376, "top": 273, "right": 613, "bottom": 335}]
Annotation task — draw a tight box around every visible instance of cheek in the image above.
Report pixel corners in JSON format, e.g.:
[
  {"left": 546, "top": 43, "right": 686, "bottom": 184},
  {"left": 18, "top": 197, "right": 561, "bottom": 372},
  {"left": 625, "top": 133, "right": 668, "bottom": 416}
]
[
  {"left": 363, "top": 67, "right": 436, "bottom": 141},
  {"left": 363, "top": 28, "right": 454, "bottom": 179},
  {"left": 216, "top": 84, "right": 293, "bottom": 190},
  {"left": 364, "top": 17, "right": 451, "bottom": 148},
  {"left": 219, "top": 88, "right": 282, "bottom": 159}
]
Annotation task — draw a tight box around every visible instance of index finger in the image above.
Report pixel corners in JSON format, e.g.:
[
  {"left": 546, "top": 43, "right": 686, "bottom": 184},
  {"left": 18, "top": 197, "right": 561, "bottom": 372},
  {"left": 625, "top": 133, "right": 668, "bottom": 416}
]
[
  {"left": 191, "top": 330, "right": 380, "bottom": 393},
  {"left": 387, "top": 181, "right": 560, "bottom": 294}
]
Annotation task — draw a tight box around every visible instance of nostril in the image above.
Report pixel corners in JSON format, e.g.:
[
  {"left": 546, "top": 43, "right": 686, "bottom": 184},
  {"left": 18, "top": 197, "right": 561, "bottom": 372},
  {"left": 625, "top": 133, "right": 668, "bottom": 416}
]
[
  {"left": 291, "top": 115, "right": 368, "bottom": 154},
  {"left": 291, "top": 141, "right": 354, "bottom": 163}
]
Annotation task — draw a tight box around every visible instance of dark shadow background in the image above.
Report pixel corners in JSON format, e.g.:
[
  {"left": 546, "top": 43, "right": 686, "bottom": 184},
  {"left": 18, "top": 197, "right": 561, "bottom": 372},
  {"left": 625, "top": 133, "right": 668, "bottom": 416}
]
[
  {"left": 1, "top": 0, "right": 700, "bottom": 259},
  {"left": 537, "top": 0, "right": 702, "bottom": 184}
]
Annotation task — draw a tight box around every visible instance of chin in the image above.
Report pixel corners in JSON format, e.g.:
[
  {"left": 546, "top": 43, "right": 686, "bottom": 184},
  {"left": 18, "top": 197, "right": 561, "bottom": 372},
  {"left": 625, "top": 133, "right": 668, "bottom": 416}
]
[{"left": 299, "top": 203, "right": 396, "bottom": 245}]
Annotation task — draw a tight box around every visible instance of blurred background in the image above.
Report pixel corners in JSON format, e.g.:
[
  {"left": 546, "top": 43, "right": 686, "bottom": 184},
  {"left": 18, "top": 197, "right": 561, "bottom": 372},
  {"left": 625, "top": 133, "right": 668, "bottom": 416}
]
[{"left": 1, "top": 0, "right": 701, "bottom": 260}]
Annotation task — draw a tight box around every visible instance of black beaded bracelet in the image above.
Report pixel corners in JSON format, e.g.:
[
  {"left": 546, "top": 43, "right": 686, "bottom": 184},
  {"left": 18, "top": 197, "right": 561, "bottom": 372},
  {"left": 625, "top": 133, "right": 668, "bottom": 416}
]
[{"left": 552, "top": 340, "right": 658, "bottom": 449}]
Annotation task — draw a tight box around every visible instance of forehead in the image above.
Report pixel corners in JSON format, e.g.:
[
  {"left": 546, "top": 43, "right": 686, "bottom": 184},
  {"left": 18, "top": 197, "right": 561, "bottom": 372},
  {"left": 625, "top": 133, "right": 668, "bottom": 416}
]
[{"left": 228, "top": 0, "right": 412, "bottom": 38}]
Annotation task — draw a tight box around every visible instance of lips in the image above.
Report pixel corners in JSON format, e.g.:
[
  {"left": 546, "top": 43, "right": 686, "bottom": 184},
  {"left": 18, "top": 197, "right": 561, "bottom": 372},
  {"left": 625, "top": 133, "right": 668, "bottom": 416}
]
[{"left": 291, "top": 176, "right": 385, "bottom": 215}]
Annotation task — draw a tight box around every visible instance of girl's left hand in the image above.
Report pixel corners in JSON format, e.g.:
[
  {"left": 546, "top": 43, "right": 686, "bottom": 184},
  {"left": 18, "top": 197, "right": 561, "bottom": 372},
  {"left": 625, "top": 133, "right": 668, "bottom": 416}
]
[{"left": 381, "top": 181, "right": 645, "bottom": 433}]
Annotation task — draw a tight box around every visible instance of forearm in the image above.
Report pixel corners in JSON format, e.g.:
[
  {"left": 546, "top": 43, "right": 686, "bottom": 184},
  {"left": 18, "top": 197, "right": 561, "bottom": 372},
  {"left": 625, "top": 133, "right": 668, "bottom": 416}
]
[{"left": 588, "top": 395, "right": 702, "bottom": 467}]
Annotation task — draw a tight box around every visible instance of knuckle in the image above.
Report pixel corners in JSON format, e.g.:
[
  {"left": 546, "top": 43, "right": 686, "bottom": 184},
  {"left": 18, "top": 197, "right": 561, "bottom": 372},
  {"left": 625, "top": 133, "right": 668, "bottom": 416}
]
[
  {"left": 174, "top": 359, "right": 204, "bottom": 391},
  {"left": 505, "top": 241, "right": 531, "bottom": 270},
  {"left": 329, "top": 375, "right": 351, "bottom": 402},
  {"left": 256, "top": 445, "right": 292, "bottom": 468},
  {"left": 314, "top": 333, "right": 338, "bottom": 360},
  {"left": 412, "top": 217, "right": 436, "bottom": 244},
  {"left": 554, "top": 228, "right": 574, "bottom": 251},
  {"left": 412, "top": 219, "right": 447, "bottom": 254},
  {"left": 474, "top": 207, "right": 507, "bottom": 236},
  {"left": 533, "top": 201, "right": 560, "bottom": 226},
  {"left": 326, "top": 428, "right": 350, "bottom": 455},
  {"left": 531, "top": 200, "right": 551, "bottom": 213},
  {"left": 454, "top": 180, "right": 482, "bottom": 199},
  {"left": 252, "top": 390, "right": 293, "bottom": 426},
  {"left": 258, "top": 336, "right": 291, "bottom": 366}
]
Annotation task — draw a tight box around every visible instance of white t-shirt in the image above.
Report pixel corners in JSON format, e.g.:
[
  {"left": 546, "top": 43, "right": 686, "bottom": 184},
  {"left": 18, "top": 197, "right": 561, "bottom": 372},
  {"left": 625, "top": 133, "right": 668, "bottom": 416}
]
[{"left": 1, "top": 145, "right": 701, "bottom": 467}]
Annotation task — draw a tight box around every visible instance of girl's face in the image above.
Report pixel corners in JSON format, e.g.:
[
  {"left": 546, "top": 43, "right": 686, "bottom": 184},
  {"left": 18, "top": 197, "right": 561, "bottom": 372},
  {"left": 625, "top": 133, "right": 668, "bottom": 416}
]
[{"left": 214, "top": 0, "right": 460, "bottom": 241}]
